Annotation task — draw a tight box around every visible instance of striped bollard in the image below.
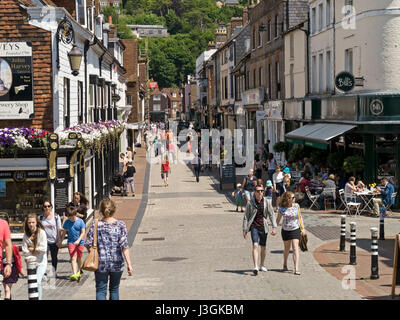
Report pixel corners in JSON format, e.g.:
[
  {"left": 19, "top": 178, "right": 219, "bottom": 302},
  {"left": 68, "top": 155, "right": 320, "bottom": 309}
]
[
  {"left": 349, "top": 222, "right": 357, "bottom": 265},
  {"left": 26, "top": 256, "right": 39, "bottom": 300},
  {"left": 340, "top": 215, "right": 346, "bottom": 251},
  {"left": 379, "top": 209, "right": 385, "bottom": 240},
  {"left": 370, "top": 227, "right": 379, "bottom": 279}
]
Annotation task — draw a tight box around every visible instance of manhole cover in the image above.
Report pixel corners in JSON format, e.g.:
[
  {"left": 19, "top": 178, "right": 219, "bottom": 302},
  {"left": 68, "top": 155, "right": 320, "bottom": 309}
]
[
  {"left": 142, "top": 237, "right": 165, "bottom": 241},
  {"left": 153, "top": 257, "right": 187, "bottom": 262},
  {"left": 307, "top": 226, "right": 350, "bottom": 241}
]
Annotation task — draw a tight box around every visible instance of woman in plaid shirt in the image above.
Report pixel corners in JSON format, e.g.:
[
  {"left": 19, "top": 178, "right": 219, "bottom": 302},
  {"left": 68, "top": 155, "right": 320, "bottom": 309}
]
[{"left": 85, "top": 199, "right": 133, "bottom": 300}]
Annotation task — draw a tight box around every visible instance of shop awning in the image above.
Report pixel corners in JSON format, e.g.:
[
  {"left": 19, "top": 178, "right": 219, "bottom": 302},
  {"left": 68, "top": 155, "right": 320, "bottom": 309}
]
[{"left": 285, "top": 123, "right": 356, "bottom": 150}]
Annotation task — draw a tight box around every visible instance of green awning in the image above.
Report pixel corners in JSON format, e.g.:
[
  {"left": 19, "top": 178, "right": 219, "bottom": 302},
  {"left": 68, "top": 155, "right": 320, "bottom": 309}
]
[{"left": 285, "top": 123, "right": 356, "bottom": 149}]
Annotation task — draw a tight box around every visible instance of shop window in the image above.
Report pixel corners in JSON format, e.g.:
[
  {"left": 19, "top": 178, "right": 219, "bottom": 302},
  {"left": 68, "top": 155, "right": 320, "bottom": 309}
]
[
  {"left": 376, "top": 134, "right": 397, "bottom": 184},
  {"left": 78, "top": 81, "right": 83, "bottom": 123}
]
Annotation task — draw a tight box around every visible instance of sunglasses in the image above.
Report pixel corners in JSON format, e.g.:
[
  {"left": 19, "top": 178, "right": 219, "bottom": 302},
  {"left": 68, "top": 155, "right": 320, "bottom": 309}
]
[
  {"left": 43, "top": 205, "right": 51, "bottom": 208},
  {"left": 255, "top": 190, "right": 264, "bottom": 193}
]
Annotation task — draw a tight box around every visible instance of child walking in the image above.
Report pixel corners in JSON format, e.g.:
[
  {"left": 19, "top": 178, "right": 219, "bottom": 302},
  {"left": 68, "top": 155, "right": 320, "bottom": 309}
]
[
  {"left": 2, "top": 225, "right": 24, "bottom": 300},
  {"left": 58, "top": 205, "right": 86, "bottom": 281},
  {"left": 232, "top": 183, "right": 246, "bottom": 212}
]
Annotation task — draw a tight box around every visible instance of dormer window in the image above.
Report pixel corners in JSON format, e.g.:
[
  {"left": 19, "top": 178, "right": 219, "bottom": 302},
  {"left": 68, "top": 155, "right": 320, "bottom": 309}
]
[{"left": 76, "top": 0, "right": 86, "bottom": 26}]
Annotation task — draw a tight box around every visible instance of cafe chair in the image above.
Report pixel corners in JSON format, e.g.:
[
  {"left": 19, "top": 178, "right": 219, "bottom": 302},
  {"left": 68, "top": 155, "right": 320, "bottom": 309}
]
[
  {"left": 305, "top": 186, "right": 320, "bottom": 210},
  {"left": 339, "top": 189, "right": 361, "bottom": 216},
  {"left": 384, "top": 192, "right": 397, "bottom": 215},
  {"left": 323, "top": 188, "right": 336, "bottom": 211}
]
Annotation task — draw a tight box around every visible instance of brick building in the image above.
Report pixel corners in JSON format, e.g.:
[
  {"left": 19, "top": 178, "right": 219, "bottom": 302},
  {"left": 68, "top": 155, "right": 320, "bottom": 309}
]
[
  {"left": 0, "top": 0, "right": 129, "bottom": 238},
  {"left": 163, "top": 88, "right": 182, "bottom": 120}
]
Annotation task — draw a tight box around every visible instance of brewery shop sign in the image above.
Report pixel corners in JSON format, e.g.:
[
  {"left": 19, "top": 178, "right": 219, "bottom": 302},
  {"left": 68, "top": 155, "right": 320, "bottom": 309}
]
[{"left": 0, "top": 42, "right": 34, "bottom": 119}]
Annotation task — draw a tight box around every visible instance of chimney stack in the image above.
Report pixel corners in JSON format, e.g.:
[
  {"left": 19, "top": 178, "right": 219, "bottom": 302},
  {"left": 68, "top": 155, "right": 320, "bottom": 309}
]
[{"left": 243, "top": 7, "right": 249, "bottom": 24}]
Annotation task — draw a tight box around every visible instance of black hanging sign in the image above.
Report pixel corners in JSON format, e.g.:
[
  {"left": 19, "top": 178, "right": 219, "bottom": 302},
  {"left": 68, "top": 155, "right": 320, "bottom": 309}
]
[{"left": 335, "top": 71, "right": 355, "bottom": 92}]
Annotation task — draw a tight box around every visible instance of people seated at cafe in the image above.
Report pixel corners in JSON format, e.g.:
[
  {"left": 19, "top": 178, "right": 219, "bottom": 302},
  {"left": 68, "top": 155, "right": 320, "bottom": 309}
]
[
  {"left": 297, "top": 172, "right": 311, "bottom": 194},
  {"left": 373, "top": 178, "right": 395, "bottom": 217},
  {"left": 320, "top": 167, "right": 329, "bottom": 180},
  {"left": 303, "top": 158, "right": 315, "bottom": 175},
  {"left": 344, "top": 176, "right": 363, "bottom": 202},
  {"left": 335, "top": 172, "right": 346, "bottom": 190},
  {"left": 317, "top": 174, "right": 337, "bottom": 210}
]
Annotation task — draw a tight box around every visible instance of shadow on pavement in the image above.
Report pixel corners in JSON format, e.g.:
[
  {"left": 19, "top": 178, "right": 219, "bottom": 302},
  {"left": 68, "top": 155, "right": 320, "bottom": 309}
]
[
  {"left": 216, "top": 269, "right": 256, "bottom": 276},
  {"left": 356, "top": 238, "right": 395, "bottom": 269}
]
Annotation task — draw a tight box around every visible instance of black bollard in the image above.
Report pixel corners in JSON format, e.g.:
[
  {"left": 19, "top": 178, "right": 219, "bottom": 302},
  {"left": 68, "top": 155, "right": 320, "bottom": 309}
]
[
  {"left": 340, "top": 214, "right": 346, "bottom": 251},
  {"left": 370, "top": 227, "right": 379, "bottom": 279},
  {"left": 379, "top": 213, "right": 385, "bottom": 240},
  {"left": 26, "top": 256, "right": 39, "bottom": 300},
  {"left": 349, "top": 222, "right": 357, "bottom": 265}
]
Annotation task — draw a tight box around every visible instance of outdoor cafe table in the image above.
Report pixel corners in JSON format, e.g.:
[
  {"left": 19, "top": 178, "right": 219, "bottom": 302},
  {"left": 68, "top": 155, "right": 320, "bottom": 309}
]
[{"left": 354, "top": 190, "right": 381, "bottom": 214}]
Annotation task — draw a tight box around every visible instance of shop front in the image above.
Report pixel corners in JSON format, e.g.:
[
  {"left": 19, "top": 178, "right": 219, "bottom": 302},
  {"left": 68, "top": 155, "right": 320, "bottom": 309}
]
[
  {"left": 265, "top": 100, "right": 284, "bottom": 160},
  {"left": 0, "top": 157, "right": 49, "bottom": 239},
  {"left": 242, "top": 88, "right": 265, "bottom": 152},
  {"left": 285, "top": 93, "right": 400, "bottom": 206}
]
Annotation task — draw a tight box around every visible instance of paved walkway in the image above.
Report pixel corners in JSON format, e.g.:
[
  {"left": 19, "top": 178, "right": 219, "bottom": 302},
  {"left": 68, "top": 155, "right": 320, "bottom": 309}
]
[
  {"left": 104, "top": 150, "right": 364, "bottom": 300},
  {"left": 8, "top": 145, "right": 400, "bottom": 300}
]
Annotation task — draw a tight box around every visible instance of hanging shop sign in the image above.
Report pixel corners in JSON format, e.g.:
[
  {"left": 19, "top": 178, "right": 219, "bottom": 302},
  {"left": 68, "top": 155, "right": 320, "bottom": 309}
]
[
  {"left": 149, "top": 81, "right": 158, "bottom": 89},
  {"left": 335, "top": 71, "right": 355, "bottom": 92},
  {"left": 0, "top": 42, "right": 34, "bottom": 119}
]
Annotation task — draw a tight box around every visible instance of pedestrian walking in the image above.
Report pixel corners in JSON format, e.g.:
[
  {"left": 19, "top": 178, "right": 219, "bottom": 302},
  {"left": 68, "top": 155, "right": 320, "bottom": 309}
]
[
  {"left": 126, "top": 147, "right": 134, "bottom": 162},
  {"left": 265, "top": 180, "right": 273, "bottom": 200},
  {"left": 0, "top": 217, "right": 12, "bottom": 283},
  {"left": 71, "top": 192, "right": 89, "bottom": 221},
  {"left": 57, "top": 205, "right": 86, "bottom": 282},
  {"left": 276, "top": 191, "right": 306, "bottom": 275},
  {"left": 1, "top": 234, "right": 24, "bottom": 300},
  {"left": 84, "top": 199, "right": 133, "bottom": 300},
  {"left": 161, "top": 154, "right": 170, "bottom": 187},
  {"left": 232, "top": 184, "right": 245, "bottom": 212},
  {"left": 266, "top": 153, "right": 277, "bottom": 182},
  {"left": 273, "top": 166, "right": 285, "bottom": 211},
  {"left": 39, "top": 200, "right": 62, "bottom": 277},
  {"left": 242, "top": 169, "right": 257, "bottom": 203},
  {"left": 254, "top": 154, "right": 263, "bottom": 180},
  {"left": 22, "top": 213, "right": 47, "bottom": 300},
  {"left": 124, "top": 160, "right": 136, "bottom": 196},
  {"left": 243, "top": 184, "right": 277, "bottom": 275},
  {"left": 186, "top": 134, "right": 192, "bottom": 154},
  {"left": 191, "top": 153, "right": 202, "bottom": 183}
]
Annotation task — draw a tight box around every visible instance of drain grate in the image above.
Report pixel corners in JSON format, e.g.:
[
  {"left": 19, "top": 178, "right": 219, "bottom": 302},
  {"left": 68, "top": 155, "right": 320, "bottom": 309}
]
[
  {"left": 153, "top": 257, "right": 187, "bottom": 262},
  {"left": 307, "top": 226, "right": 350, "bottom": 241},
  {"left": 142, "top": 237, "right": 165, "bottom": 241}
]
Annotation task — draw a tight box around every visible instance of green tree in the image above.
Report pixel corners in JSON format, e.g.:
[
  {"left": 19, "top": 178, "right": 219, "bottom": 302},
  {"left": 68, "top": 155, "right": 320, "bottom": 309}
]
[{"left": 165, "top": 9, "right": 182, "bottom": 34}]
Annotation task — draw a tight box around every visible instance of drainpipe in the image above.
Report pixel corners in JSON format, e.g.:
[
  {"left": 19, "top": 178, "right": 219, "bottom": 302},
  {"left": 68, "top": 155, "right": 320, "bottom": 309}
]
[
  {"left": 286, "top": 0, "right": 289, "bottom": 31},
  {"left": 299, "top": 12, "right": 310, "bottom": 96},
  {"left": 84, "top": 38, "right": 96, "bottom": 123}
]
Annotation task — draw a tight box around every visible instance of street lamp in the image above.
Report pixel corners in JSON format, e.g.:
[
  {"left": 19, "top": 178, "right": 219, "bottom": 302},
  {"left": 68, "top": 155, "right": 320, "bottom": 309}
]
[
  {"left": 68, "top": 44, "right": 83, "bottom": 76},
  {"left": 56, "top": 16, "right": 82, "bottom": 76}
]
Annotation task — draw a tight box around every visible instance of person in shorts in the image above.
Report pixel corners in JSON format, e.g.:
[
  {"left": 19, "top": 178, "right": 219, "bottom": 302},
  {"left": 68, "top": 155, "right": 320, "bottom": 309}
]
[
  {"left": 58, "top": 205, "right": 86, "bottom": 281},
  {"left": 276, "top": 191, "right": 306, "bottom": 275},
  {"left": 242, "top": 185, "right": 277, "bottom": 275}
]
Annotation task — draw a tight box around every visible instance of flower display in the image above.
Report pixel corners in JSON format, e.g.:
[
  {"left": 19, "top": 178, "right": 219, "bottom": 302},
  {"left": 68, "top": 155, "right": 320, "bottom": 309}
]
[
  {"left": 60, "top": 120, "right": 126, "bottom": 150},
  {"left": 0, "top": 127, "right": 50, "bottom": 150}
]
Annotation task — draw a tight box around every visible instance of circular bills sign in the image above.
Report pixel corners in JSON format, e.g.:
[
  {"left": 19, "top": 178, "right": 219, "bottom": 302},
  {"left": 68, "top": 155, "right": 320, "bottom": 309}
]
[{"left": 335, "top": 71, "right": 355, "bottom": 92}]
